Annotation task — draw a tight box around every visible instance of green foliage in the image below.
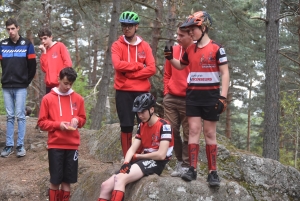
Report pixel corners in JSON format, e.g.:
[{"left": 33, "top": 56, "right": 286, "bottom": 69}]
[
  {"left": 279, "top": 148, "right": 295, "bottom": 167},
  {"left": 280, "top": 91, "right": 300, "bottom": 169},
  {"left": 72, "top": 67, "right": 93, "bottom": 128}
]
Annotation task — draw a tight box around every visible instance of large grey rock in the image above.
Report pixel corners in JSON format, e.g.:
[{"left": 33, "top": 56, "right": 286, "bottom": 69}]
[
  {"left": 72, "top": 123, "right": 300, "bottom": 201},
  {"left": 88, "top": 123, "right": 123, "bottom": 162}
]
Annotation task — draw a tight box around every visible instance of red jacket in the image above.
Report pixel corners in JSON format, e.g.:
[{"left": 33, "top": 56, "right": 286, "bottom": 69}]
[
  {"left": 111, "top": 35, "right": 156, "bottom": 91},
  {"left": 38, "top": 87, "right": 86, "bottom": 150},
  {"left": 163, "top": 45, "right": 189, "bottom": 96},
  {"left": 40, "top": 42, "right": 72, "bottom": 87}
]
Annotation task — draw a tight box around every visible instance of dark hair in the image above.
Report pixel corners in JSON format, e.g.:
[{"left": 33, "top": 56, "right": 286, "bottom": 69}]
[
  {"left": 177, "top": 22, "right": 190, "bottom": 34},
  {"left": 5, "top": 18, "right": 18, "bottom": 28},
  {"left": 59, "top": 67, "right": 77, "bottom": 82},
  {"left": 38, "top": 27, "right": 52, "bottom": 37}
]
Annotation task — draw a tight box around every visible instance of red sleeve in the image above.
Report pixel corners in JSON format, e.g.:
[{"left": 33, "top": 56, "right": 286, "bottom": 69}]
[
  {"left": 74, "top": 97, "right": 86, "bottom": 128},
  {"left": 163, "top": 59, "right": 172, "bottom": 95},
  {"left": 60, "top": 43, "right": 72, "bottom": 67},
  {"left": 40, "top": 54, "right": 47, "bottom": 73},
  {"left": 111, "top": 42, "right": 144, "bottom": 72},
  {"left": 123, "top": 43, "right": 156, "bottom": 79},
  {"left": 37, "top": 97, "right": 61, "bottom": 131}
]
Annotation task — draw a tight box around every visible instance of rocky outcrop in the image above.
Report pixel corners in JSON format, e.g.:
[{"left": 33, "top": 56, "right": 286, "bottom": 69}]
[{"left": 72, "top": 123, "right": 300, "bottom": 201}]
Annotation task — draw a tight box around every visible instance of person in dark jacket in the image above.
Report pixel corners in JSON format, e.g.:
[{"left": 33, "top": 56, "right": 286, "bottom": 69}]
[{"left": 0, "top": 18, "right": 36, "bottom": 158}]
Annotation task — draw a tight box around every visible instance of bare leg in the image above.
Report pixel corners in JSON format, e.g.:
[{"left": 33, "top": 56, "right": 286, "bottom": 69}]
[
  {"left": 113, "top": 164, "right": 144, "bottom": 191},
  {"left": 99, "top": 175, "right": 116, "bottom": 199},
  {"left": 203, "top": 120, "right": 217, "bottom": 145},
  {"left": 61, "top": 182, "right": 70, "bottom": 191},
  {"left": 188, "top": 117, "right": 202, "bottom": 144},
  {"left": 99, "top": 164, "right": 143, "bottom": 199},
  {"left": 50, "top": 183, "right": 60, "bottom": 190}
]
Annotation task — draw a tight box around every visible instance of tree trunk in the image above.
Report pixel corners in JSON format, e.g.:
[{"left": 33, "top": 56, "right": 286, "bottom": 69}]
[
  {"left": 263, "top": 0, "right": 280, "bottom": 160},
  {"left": 90, "top": 0, "right": 120, "bottom": 129},
  {"left": 73, "top": 9, "right": 80, "bottom": 68},
  {"left": 225, "top": 86, "right": 232, "bottom": 139},
  {"left": 166, "top": 0, "right": 176, "bottom": 47},
  {"left": 295, "top": 121, "right": 299, "bottom": 169},
  {"left": 247, "top": 78, "right": 252, "bottom": 151}
]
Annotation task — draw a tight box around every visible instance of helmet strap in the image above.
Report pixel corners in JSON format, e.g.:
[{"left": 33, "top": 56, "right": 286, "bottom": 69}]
[
  {"left": 194, "top": 27, "right": 205, "bottom": 52},
  {"left": 146, "top": 109, "right": 154, "bottom": 122}
]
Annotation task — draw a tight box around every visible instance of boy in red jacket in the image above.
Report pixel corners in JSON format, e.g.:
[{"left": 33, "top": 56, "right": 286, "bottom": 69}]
[
  {"left": 38, "top": 67, "right": 86, "bottom": 201},
  {"left": 112, "top": 11, "right": 156, "bottom": 158},
  {"left": 38, "top": 27, "right": 72, "bottom": 94},
  {"left": 163, "top": 25, "right": 194, "bottom": 177}
]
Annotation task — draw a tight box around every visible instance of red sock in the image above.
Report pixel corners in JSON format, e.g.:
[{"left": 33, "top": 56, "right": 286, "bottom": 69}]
[
  {"left": 111, "top": 190, "right": 124, "bottom": 201},
  {"left": 206, "top": 144, "right": 217, "bottom": 171},
  {"left": 188, "top": 143, "right": 199, "bottom": 169},
  {"left": 48, "top": 189, "right": 59, "bottom": 201},
  {"left": 59, "top": 190, "right": 70, "bottom": 201},
  {"left": 121, "top": 132, "right": 132, "bottom": 157},
  {"left": 98, "top": 198, "right": 108, "bottom": 201}
]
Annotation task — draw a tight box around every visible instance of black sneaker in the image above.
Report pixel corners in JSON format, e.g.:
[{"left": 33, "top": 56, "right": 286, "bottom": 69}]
[
  {"left": 181, "top": 166, "right": 197, "bottom": 181},
  {"left": 207, "top": 171, "right": 220, "bottom": 187}
]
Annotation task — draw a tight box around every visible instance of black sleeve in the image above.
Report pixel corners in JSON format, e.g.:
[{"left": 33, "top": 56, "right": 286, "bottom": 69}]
[{"left": 27, "top": 43, "right": 37, "bottom": 84}]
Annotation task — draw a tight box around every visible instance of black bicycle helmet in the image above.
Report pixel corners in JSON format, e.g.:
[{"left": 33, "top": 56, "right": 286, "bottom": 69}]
[{"left": 132, "top": 93, "right": 156, "bottom": 112}]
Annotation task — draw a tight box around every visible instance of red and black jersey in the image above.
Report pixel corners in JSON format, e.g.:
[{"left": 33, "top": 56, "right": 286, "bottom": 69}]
[
  {"left": 135, "top": 118, "right": 174, "bottom": 160},
  {"left": 180, "top": 40, "right": 227, "bottom": 106}
]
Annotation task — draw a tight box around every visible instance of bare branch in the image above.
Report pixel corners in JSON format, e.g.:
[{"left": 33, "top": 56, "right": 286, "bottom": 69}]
[
  {"left": 77, "top": 0, "right": 87, "bottom": 15},
  {"left": 250, "top": 17, "right": 268, "bottom": 22},
  {"left": 129, "top": 0, "right": 156, "bottom": 11},
  {"left": 276, "top": 12, "right": 297, "bottom": 21},
  {"left": 278, "top": 51, "right": 300, "bottom": 65}
]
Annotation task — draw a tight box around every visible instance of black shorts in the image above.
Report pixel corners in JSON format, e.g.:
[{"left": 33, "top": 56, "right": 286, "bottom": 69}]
[
  {"left": 115, "top": 90, "right": 146, "bottom": 127},
  {"left": 135, "top": 159, "right": 168, "bottom": 176},
  {"left": 186, "top": 105, "right": 220, "bottom": 121},
  {"left": 48, "top": 149, "right": 79, "bottom": 185}
]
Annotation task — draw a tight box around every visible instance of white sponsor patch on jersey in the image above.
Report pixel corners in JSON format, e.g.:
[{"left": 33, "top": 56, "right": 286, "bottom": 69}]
[
  {"left": 188, "top": 72, "right": 220, "bottom": 84},
  {"left": 219, "top": 57, "right": 227, "bottom": 63},
  {"left": 163, "top": 125, "right": 171, "bottom": 131},
  {"left": 161, "top": 134, "right": 172, "bottom": 138},
  {"left": 219, "top": 48, "right": 226, "bottom": 55}
]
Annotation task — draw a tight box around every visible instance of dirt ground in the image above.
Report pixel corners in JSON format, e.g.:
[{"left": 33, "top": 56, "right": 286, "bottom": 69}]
[{"left": 0, "top": 115, "right": 106, "bottom": 201}]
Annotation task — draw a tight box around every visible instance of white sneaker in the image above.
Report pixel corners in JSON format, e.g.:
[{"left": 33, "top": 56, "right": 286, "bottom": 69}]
[{"left": 171, "top": 161, "right": 188, "bottom": 177}]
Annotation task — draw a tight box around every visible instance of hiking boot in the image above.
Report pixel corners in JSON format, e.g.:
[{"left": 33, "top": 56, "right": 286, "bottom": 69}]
[
  {"left": 171, "top": 161, "right": 189, "bottom": 177},
  {"left": 1, "top": 146, "right": 14, "bottom": 157},
  {"left": 181, "top": 166, "right": 197, "bottom": 181},
  {"left": 207, "top": 171, "right": 220, "bottom": 187},
  {"left": 16, "top": 146, "right": 26, "bottom": 158},
  {"left": 171, "top": 161, "right": 182, "bottom": 177}
]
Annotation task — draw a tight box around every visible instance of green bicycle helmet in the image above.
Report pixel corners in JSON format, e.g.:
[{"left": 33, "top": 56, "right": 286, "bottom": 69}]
[{"left": 119, "top": 11, "right": 140, "bottom": 24}]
